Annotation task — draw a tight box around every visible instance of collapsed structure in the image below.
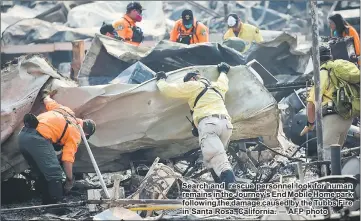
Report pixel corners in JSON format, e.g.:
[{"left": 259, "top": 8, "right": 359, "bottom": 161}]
[
  {"left": 1, "top": 10, "right": 360, "bottom": 221},
  {"left": 1, "top": 32, "right": 311, "bottom": 181}
]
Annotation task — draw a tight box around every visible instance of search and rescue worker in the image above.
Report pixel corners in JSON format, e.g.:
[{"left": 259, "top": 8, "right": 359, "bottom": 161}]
[
  {"left": 300, "top": 46, "right": 353, "bottom": 163},
  {"left": 169, "top": 9, "right": 209, "bottom": 45},
  {"left": 18, "top": 90, "right": 96, "bottom": 205},
  {"left": 100, "top": 2, "right": 144, "bottom": 46},
  {"left": 328, "top": 13, "right": 360, "bottom": 61},
  {"left": 155, "top": 62, "right": 236, "bottom": 188},
  {"left": 223, "top": 13, "right": 263, "bottom": 52}
]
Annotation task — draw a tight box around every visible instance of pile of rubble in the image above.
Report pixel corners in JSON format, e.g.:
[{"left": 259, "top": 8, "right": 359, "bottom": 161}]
[
  {"left": 1, "top": 5, "right": 360, "bottom": 219},
  {"left": 2, "top": 147, "right": 360, "bottom": 220},
  {"left": 0, "top": 1, "right": 338, "bottom": 46},
  {"left": 2, "top": 32, "right": 315, "bottom": 181}
]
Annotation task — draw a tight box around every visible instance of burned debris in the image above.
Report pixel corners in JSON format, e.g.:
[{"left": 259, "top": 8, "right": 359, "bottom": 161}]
[{"left": 1, "top": 1, "right": 360, "bottom": 221}]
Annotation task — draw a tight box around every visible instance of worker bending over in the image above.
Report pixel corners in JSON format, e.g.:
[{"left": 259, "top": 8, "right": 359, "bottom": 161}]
[
  {"left": 155, "top": 63, "right": 236, "bottom": 188},
  {"left": 100, "top": 2, "right": 144, "bottom": 46},
  {"left": 223, "top": 13, "right": 263, "bottom": 52},
  {"left": 328, "top": 13, "right": 360, "bottom": 63},
  {"left": 170, "top": 9, "right": 209, "bottom": 45},
  {"left": 301, "top": 46, "right": 359, "bottom": 168},
  {"left": 18, "top": 90, "right": 96, "bottom": 205}
]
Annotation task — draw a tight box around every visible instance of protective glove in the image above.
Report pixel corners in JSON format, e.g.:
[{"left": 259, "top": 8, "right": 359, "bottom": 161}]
[
  {"left": 63, "top": 177, "right": 75, "bottom": 194},
  {"left": 217, "top": 62, "right": 230, "bottom": 74},
  {"left": 41, "top": 89, "right": 58, "bottom": 101},
  {"left": 350, "top": 54, "right": 359, "bottom": 63},
  {"left": 300, "top": 122, "right": 315, "bottom": 136},
  {"left": 156, "top": 71, "right": 167, "bottom": 81}
]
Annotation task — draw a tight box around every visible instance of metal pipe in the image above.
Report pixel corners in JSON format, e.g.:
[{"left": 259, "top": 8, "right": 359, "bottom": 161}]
[
  {"left": 1, "top": 199, "right": 183, "bottom": 212},
  {"left": 330, "top": 144, "right": 341, "bottom": 175},
  {"left": 341, "top": 146, "right": 361, "bottom": 153},
  {"left": 297, "top": 162, "right": 304, "bottom": 183},
  {"left": 306, "top": 80, "right": 309, "bottom": 161},
  {"left": 78, "top": 125, "right": 111, "bottom": 199},
  {"left": 1, "top": 201, "right": 86, "bottom": 212},
  {"left": 309, "top": 0, "right": 326, "bottom": 177}
]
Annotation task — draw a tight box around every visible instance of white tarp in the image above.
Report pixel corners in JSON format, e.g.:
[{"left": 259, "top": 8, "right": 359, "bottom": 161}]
[{"left": 1, "top": 55, "right": 279, "bottom": 181}]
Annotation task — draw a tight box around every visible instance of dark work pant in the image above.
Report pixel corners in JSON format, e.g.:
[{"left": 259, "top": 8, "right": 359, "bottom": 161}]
[{"left": 18, "top": 127, "right": 64, "bottom": 204}]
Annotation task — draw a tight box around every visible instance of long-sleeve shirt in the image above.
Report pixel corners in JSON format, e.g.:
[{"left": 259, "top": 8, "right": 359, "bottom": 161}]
[
  {"left": 112, "top": 14, "right": 141, "bottom": 46},
  {"left": 223, "top": 23, "right": 263, "bottom": 52},
  {"left": 306, "top": 69, "right": 335, "bottom": 107},
  {"left": 169, "top": 19, "right": 209, "bottom": 44},
  {"left": 36, "top": 98, "right": 83, "bottom": 163},
  {"left": 156, "top": 73, "right": 231, "bottom": 126}
]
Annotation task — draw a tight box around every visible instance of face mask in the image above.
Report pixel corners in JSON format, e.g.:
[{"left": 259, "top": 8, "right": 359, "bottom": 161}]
[
  {"left": 184, "top": 24, "right": 193, "bottom": 29},
  {"left": 135, "top": 13, "right": 142, "bottom": 22},
  {"left": 333, "top": 30, "right": 338, "bottom": 37},
  {"left": 131, "top": 10, "right": 143, "bottom": 22}
]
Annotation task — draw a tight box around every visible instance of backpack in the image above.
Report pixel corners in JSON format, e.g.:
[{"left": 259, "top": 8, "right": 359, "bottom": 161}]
[{"left": 320, "top": 59, "right": 360, "bottom": 120}]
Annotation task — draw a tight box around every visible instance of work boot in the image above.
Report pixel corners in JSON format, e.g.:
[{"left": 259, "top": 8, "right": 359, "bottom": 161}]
[
  {"left": 43, "top": 180, "right": 68, "bottom": 215},
  {"left": 220, "top": 170, "right": 236, "bottom": 190},
  {"left": 42, "top": 180, "right": 63, "bottom": 205},
  {"left": 210, "top": 169, "right": 221, "bottom": 183}
]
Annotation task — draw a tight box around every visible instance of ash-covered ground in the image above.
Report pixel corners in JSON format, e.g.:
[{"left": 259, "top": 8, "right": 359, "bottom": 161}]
[{"left": 1, "top": 143, "right": 324, "bottom": 220}]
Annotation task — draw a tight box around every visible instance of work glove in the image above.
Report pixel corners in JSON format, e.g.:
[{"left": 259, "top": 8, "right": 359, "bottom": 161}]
[
  {"left": 40, "top": 89, "right": 58, "bottom": 101},
  {"left": 217, "top": 62, "right": 230, "bottom": 74},
  {"left": 300, "top": 122, "right": 315, "bottom": 136},
  {"left": 350, "top": 54, "right": 359, "bottom": 63},
  {"left": 156, "top": 71, "right": 167, "bottom": 81},
  {"left": 64, "top": 177, "right": 75, "bottom": 195}
]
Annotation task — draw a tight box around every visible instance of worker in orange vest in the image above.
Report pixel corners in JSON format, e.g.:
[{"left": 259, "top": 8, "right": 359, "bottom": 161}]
[
  {"left": 328, "top": 13, "right": 360, "bottom": 64},
  {"left": 169, "top": 9, "right": 209, "bottom": 45},
  {"left": 100, "top": 2, "right": 144, "bottom": 46},
  {"left": 18, "top": 90, "right": 96, "bottom": 205}
]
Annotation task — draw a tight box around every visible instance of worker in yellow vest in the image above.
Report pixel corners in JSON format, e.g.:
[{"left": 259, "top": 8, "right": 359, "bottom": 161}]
[{"left": 223, "top": 14, "right": 263, "bottom": 52}]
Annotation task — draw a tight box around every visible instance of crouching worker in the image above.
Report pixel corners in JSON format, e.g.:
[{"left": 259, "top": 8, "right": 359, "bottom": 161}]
[
  {"left": 18, "top": 90, "right": 96, "bottom": 205},
  {"left": 155, "top": 63, "right": 236, "bottom": 188},
  {"left": 100, "top": 2, "right": 144, "bottom": 46}
]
